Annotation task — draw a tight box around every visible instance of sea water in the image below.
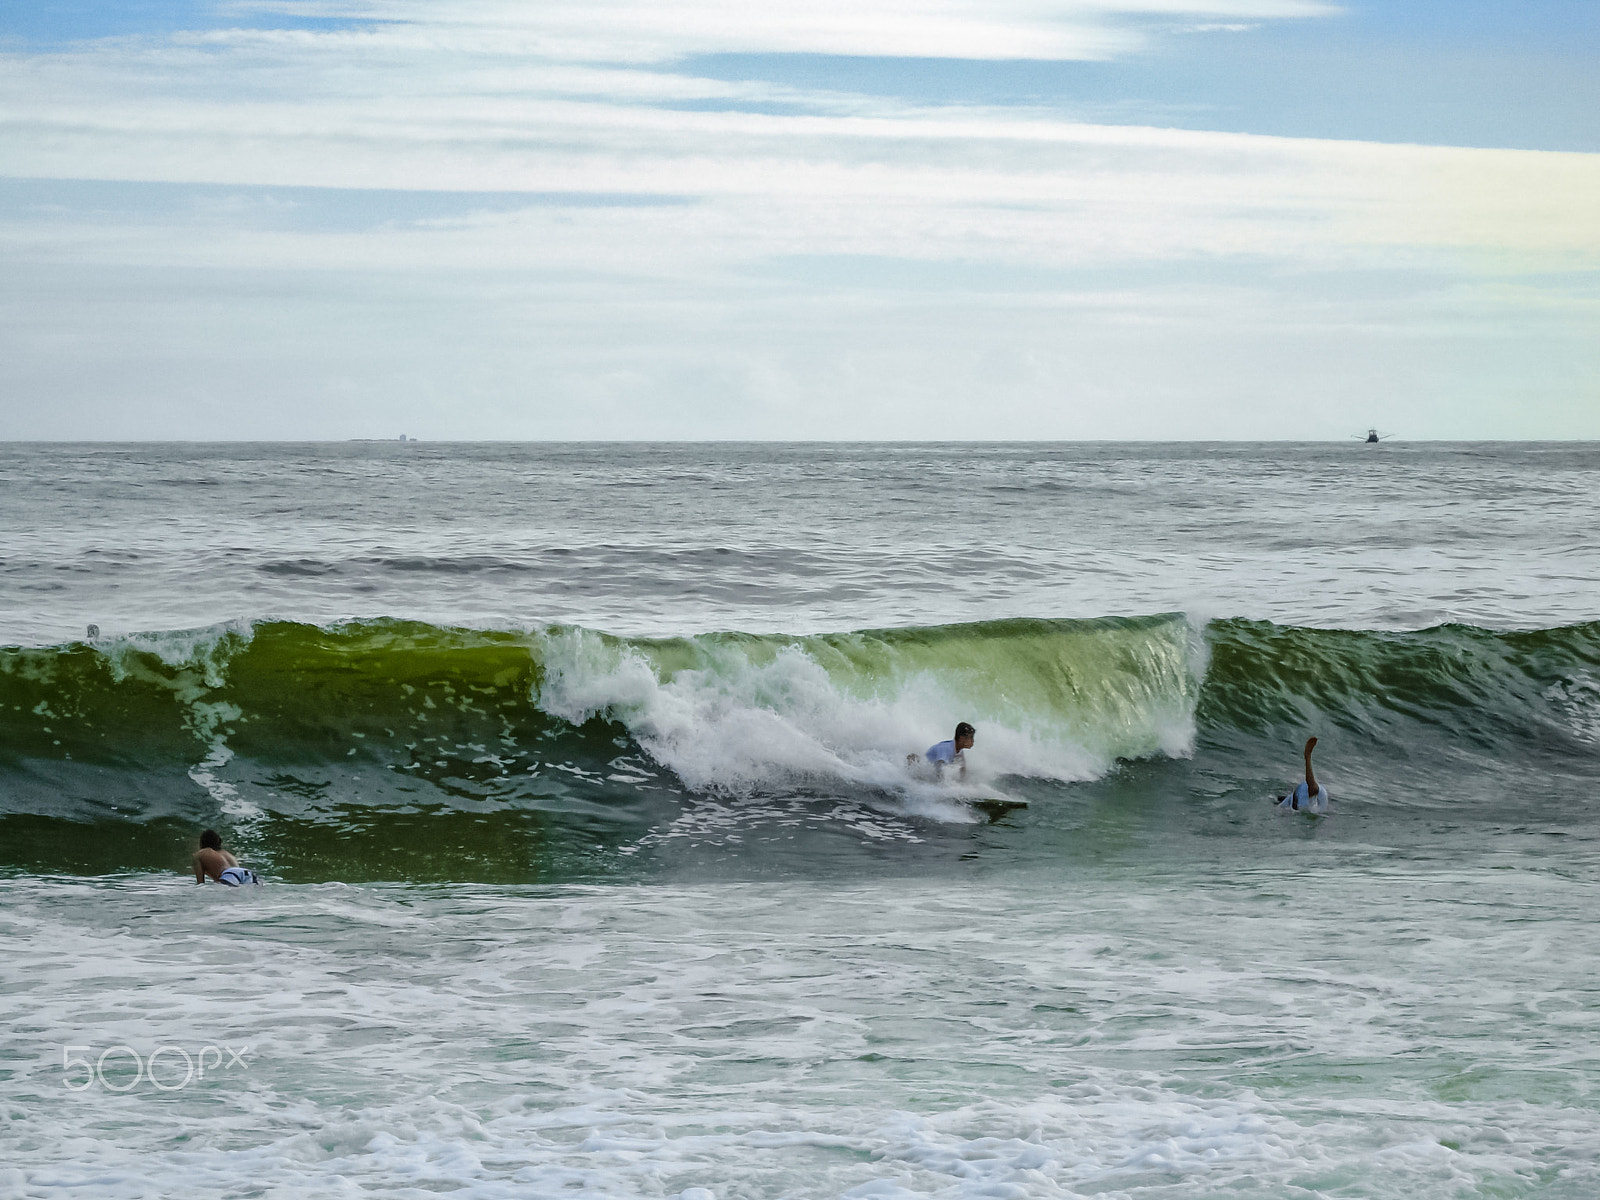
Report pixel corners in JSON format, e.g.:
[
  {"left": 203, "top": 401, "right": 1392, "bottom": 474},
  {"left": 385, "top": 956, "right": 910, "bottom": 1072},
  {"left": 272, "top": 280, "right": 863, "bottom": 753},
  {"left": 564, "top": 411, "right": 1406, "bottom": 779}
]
[{"left": 2, "top": 442, "right": 1598, "bottom": 1198}]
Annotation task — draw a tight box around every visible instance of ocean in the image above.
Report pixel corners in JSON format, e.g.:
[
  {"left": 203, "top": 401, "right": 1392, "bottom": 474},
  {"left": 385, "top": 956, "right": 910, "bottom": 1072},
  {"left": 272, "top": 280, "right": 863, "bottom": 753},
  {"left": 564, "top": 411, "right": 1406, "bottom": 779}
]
[{"left": 2, "top": 441, "right": 1598, "bottom": 1198}]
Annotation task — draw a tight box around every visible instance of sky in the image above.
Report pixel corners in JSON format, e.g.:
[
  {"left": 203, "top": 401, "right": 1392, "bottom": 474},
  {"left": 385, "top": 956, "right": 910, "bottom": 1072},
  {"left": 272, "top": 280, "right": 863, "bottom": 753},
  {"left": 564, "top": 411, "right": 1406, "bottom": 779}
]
[{"left": 0, "top": 1, "right": 1596, "bottom": 440}]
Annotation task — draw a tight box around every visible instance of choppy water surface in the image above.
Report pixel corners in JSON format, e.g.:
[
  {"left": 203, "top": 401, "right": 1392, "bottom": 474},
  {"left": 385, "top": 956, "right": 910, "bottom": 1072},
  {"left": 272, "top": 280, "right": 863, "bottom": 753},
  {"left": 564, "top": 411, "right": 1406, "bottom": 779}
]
[
  {"left": 5, "top": 441, "right": 1599, "bottom": 643},
  {"left": 2, "top": 442, "right": 1598, "bottom": 1198}
]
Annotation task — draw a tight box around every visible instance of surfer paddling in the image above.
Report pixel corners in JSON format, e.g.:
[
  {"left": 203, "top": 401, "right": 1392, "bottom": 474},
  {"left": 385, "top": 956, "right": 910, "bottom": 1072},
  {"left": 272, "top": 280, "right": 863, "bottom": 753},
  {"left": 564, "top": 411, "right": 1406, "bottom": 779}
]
[
  {"left": 193, "top": 829, "right": 259, "bottom": 886},
  {"left": 909, "top": 722, "right": 976, "bottom": 781},
  {"left": 1276, "top": 736, "right": 1329, "bottom": 813}
]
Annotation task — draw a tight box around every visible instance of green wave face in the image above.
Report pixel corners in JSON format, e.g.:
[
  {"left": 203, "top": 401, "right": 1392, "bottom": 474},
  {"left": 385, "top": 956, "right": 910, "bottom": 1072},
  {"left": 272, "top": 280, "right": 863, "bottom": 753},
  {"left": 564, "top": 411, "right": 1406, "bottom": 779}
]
[
  {"left": 1200, "top": 618, "right": 1600, "bottom": 757},
  {"left": 4, "top": 614, "right": 1599, "bottom": 880},
  {"left": 0, "top": 614, "right": 1202, "bottom": 877},
  {"left": 0, "top": 613, "right": 1201, "bottom": 783}
]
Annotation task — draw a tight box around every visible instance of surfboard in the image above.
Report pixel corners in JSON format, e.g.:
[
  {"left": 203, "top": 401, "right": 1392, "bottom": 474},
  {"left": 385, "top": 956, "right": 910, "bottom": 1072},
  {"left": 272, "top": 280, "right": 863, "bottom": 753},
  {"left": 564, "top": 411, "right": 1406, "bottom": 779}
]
[
  {"left": 968, "top": 797, "right": 1027, "bottom": 820},
  {"left": 901, "top": 755, "right": 1024, "bottom": 818}
]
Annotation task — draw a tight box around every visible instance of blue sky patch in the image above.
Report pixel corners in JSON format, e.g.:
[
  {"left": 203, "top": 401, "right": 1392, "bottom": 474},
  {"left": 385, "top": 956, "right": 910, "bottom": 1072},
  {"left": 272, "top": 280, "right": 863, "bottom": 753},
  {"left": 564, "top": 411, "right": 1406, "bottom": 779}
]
[
  {"left": 0, "top": 1, "right": 392, "bottom": 46},
  {"left": 678, "top": 3, "right": 1599, "bottom": 153}
]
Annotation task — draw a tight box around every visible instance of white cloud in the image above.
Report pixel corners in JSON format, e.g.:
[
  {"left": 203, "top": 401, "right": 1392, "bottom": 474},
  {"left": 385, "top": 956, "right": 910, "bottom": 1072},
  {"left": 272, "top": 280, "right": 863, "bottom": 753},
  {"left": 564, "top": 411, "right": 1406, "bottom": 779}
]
[
  {"left": 224, "top": 0, "right": 1339, "bottom": 62},
  {"left": 1, "top": 0, "right": 1596, "bottom": 440},
  {"left": 5, "top": 71, "right": 1596, "bottom": 279},
  {"left": 0, "top": 0, "right": 1587, "bottom": 280}
]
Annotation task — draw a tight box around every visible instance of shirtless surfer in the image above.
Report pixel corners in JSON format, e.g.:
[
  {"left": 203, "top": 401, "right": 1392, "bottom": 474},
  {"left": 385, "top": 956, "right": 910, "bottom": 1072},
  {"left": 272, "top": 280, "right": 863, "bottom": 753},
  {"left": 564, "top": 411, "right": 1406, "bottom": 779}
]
[
  {"left": 911, "top": 722, "right": 975, "bottom": 781},
  {"left": 1276, "top": 736, "right": 1328, "bottom": 812},
  {"left": 193, "top": 829, "right": 259, "bottom": 886}
]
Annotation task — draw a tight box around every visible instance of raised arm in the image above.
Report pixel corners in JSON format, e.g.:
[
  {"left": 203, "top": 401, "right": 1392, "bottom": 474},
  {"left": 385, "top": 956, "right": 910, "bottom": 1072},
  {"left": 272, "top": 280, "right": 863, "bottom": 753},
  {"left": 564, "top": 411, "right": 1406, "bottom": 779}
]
[{"left": 1303, "top": 736, "right": 1318, "bottom": 794}]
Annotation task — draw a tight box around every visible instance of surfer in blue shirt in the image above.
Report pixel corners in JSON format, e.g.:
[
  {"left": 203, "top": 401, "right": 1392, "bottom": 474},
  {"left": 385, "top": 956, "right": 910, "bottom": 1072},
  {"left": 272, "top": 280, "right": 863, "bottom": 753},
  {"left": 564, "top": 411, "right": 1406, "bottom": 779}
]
[
  {"left": 1275, "top": 736, "right": 1328, "bottom": 812},
  {"left": 923, "top": 722, "right": 975, "bottom": 780}
]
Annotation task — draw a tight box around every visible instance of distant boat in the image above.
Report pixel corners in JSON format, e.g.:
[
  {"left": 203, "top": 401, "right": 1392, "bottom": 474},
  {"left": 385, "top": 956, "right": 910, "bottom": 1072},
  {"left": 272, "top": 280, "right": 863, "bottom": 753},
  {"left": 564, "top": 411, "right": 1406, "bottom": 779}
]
[{"left": 1356, "top": 428, "right": 1390, "bottom": 443}]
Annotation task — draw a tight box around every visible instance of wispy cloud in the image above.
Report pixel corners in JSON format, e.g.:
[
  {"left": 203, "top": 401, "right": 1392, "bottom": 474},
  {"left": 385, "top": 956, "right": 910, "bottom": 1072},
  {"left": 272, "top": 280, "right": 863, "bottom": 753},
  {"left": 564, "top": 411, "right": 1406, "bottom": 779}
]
[
  {"left": 0, "top": 0, "right": 1595, "bottom": 439},
  {"left": 4, "top": 25, "right": 1594, "bottom": 275},
  {"left": 218, "top": 0, "right": 1339, "bottom": 61}
]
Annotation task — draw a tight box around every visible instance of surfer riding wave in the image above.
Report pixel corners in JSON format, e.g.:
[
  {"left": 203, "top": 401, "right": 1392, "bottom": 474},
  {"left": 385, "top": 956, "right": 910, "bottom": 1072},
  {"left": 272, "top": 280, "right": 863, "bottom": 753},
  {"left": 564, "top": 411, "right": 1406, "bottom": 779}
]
[{"left": 908, "top": 722, "right": 976, "bottom": 781}]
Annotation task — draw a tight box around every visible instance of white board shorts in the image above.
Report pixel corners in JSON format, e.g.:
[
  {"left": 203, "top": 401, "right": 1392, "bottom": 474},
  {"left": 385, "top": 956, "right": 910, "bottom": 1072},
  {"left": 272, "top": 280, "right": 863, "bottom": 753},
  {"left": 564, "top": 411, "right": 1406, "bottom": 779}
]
[{"left": 217, "top": 866, "right": 259, "bottom": 886}]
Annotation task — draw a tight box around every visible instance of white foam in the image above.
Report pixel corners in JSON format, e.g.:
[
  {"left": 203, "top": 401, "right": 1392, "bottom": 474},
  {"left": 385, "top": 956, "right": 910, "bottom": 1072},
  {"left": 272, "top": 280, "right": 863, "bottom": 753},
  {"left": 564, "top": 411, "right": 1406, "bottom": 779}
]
[
  {"left": 187, "top": 734, "right": 264, "bottom": 823},
  {"left": 4, "top": 867, "right": 1597, "bottom": 1199},
  {"left": 1545, "top": 673, "right": 1600, "bottom": 747},
  {"left": 99, "top": 618, "right": 258, "bottom": 695},
  {"left": 533, "top": 625, "right": 1193, "bottom": 800}
]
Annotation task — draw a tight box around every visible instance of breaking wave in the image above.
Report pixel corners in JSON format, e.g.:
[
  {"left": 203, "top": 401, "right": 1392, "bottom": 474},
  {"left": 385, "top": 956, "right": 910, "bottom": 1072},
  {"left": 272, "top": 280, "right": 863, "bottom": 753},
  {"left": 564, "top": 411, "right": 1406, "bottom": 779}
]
[{"left": 4, "top": 613, "right": 1597, "bottom": 876}]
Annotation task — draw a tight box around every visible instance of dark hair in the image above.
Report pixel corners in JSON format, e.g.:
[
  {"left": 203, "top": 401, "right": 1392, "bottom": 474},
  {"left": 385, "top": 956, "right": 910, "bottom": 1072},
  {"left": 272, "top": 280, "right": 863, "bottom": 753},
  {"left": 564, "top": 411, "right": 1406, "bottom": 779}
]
[
  {"left": 955, "top": 722, "right": 976, "bottom": 739},
  {"left": 200, "top": 829, "right": 222, "bottom": 850}
]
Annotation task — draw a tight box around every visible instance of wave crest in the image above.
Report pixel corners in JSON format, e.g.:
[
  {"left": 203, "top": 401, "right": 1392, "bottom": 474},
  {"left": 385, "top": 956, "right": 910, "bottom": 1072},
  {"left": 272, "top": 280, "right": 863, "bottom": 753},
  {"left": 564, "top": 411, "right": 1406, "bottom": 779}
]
[{"left": 536, "top": 617, "right": 1201, "bottom": 794}]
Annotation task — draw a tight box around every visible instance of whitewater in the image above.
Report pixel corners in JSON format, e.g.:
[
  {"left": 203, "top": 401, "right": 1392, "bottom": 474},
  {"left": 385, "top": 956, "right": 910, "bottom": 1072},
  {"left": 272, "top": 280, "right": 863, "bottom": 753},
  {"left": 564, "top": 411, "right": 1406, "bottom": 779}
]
[{"left": 3, "top": 441, "right": 1598, "bottom": 1199}]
